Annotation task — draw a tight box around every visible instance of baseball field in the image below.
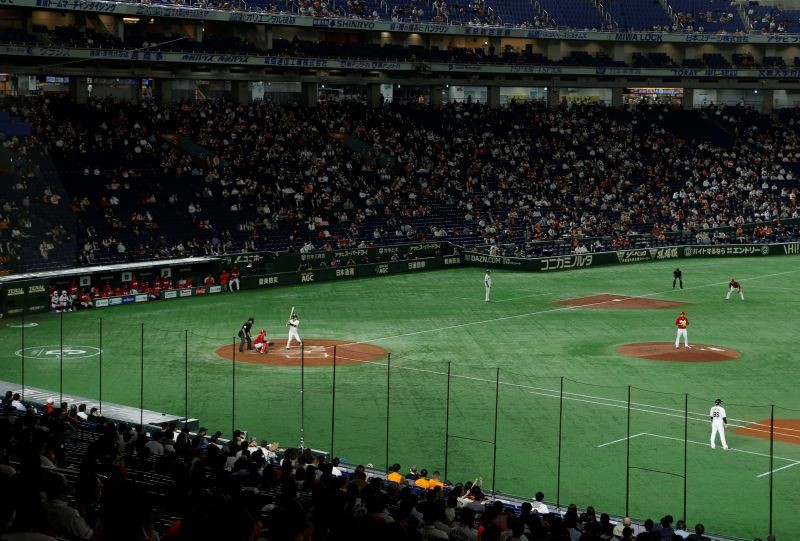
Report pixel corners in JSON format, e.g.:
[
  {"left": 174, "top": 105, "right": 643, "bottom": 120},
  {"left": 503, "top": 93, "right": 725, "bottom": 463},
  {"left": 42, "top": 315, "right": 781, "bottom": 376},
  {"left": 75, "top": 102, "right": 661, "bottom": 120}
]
[{"left": 2, "top": 255, "right": 799, "bottom": 539}]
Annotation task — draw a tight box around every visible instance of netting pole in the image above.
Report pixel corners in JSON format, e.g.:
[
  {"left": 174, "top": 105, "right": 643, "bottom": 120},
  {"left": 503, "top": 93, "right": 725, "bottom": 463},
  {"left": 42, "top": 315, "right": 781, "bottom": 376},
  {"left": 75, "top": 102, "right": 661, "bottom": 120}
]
[
  {"left": 385, "top": 353, "right": 391, "bottom": 472},
  {"left": 59, "top": 310, "right": 64, "bottom": 404},
  {"left": 444, "top": 361, "right": 451, "bottom": 481},
  {"left": 491, "top": 367, "right": 500, "bottom": 497},
  {"left": 232, "top": 338, "right": 236, "bottom": 438},
  {"left": 769, "top": 404, "right": 775, "bottom": 537},
  {"left": 99, "top": 318, "right": 103, "bottom": 414},
  {"left": 683, "top": 393, "right": 688, "bottom": 524},
  {"left": 184, "top": 330, "right": 188, "bottom": 430},
  {"left": 556, "top": 376, "right": 564, "bottom": 508},
  {"left": 330, "top": 345, "right": 337, "bottom": 457},
  {"left": 625, "top": 385, "right": 631, "bottom": 517},
  {"left": 300, "top": 343, "right": 305, "bottom": 450},
  {"left": 20, "top": 311, "right": 25, "bottom": 400},
  {"left": 139, "top": 323, "right": 144, "bottom": 427}
]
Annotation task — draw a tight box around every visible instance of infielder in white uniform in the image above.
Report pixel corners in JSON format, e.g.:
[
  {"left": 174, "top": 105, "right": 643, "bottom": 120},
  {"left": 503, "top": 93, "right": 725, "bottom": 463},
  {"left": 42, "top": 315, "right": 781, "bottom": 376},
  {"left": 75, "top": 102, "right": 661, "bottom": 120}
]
[
  {"left": 710, "top": 398, "right": 729, "bottom": 450},
  {"left": 484, "top": 270, "right": 492, "bottom": 302},
  {"left": 286, "top": 314, "right": 302, "bottom": 349}
]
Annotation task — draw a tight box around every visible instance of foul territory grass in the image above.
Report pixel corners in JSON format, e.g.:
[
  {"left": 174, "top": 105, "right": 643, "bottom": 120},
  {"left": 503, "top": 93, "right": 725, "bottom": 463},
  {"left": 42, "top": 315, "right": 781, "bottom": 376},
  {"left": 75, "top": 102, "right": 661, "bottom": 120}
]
[{"left": 2, "top": 256, "right": 799, "bottom": 539}]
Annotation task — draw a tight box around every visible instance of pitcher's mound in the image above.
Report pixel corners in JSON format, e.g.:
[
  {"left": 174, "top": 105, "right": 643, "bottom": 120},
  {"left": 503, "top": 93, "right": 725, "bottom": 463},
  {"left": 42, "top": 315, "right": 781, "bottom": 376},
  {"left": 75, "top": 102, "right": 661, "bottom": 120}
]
[
  {"left": 214, "top": 339, "right": 388, "bottom": 367},
  {"left": 555, "top": 294, "right": 686, "bottom": 309},
  {"left": 617, "top": 342, "right": 741, "bottom": 362}
]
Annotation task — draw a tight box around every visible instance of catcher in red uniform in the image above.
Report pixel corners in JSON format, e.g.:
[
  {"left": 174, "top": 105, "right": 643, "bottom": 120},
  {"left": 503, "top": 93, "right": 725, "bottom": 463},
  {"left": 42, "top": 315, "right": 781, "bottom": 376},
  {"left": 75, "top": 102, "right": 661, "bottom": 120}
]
[{"left": 253, "top": 329, "right": 274, "bottom": 354}]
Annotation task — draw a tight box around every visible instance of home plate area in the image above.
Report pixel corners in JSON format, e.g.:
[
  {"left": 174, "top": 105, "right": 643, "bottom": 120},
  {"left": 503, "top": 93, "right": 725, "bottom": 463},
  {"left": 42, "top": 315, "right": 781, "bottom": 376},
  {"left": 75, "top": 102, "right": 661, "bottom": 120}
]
[
  {"left": 617, "top": 342, "right": 741, "bottom": 363},
  {"left": 214, "top": 339, "right": 388, "bottom": 367}
]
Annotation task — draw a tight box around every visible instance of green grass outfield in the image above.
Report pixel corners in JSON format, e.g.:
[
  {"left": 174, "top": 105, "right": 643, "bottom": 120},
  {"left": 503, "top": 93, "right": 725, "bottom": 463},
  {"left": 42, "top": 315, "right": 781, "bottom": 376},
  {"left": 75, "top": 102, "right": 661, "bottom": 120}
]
[{"left": 3, "top": 256, "right": 800, "bottom": 539}]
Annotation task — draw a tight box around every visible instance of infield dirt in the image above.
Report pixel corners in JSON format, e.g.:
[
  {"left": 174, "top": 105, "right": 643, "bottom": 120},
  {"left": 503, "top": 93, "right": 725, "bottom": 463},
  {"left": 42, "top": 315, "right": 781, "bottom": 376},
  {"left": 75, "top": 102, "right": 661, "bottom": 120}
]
[
  {"left": 555, "top": 294, "right": 687, "bottom": 309},
  {"left": 214, "top": 339, "right": 388, "bottom": 367},
  {"left": 617, "top": 342, "right": 741, "bottom": 362}
]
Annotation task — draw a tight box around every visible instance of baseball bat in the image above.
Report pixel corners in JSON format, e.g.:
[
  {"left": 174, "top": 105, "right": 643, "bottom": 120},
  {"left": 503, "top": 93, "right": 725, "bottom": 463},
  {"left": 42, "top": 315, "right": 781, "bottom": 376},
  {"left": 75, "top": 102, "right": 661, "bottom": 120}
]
[{"left": 290, "top": 306, "right": 295, "bottom": 319}]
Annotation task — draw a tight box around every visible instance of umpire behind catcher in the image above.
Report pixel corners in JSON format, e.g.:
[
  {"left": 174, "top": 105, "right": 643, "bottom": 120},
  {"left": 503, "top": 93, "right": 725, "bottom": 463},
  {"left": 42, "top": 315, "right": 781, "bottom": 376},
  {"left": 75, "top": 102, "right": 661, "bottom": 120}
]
[{"left": 238, "top": 317, "right": 254, "bottom": 352}]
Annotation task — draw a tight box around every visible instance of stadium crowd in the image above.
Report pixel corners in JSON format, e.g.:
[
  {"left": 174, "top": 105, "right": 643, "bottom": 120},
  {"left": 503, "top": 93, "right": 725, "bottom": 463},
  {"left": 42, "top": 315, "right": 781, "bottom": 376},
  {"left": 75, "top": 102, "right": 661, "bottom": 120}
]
[
  {"left": 0, "top": 392, "right": 769, "bottom": 541},
  {"left": 2, "top": 96, "right": 798, "bottom": 272}
]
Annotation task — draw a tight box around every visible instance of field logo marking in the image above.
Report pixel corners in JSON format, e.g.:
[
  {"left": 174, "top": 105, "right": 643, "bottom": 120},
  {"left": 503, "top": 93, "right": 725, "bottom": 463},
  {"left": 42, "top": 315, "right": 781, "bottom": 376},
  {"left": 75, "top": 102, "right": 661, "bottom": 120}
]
[
  {"left": 15, "top": 345, "right": 101, "bottom": 359},
  {"left": 6, "top": 323, "right": 39, "bottom": 328}
]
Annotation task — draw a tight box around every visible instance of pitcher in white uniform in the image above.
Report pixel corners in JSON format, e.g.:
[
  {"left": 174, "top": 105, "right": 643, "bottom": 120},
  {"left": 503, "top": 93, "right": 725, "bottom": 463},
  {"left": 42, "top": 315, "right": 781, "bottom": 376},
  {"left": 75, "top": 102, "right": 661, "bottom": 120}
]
[{"left": 484, "top": 270, "right": 492, "bottom": 302}]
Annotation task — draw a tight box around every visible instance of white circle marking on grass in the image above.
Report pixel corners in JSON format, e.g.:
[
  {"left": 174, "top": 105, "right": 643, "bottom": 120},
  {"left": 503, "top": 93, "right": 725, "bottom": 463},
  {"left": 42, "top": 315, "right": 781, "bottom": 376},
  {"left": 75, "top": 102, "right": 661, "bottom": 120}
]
[{"left": 14, "top": 345, "right": 101, "bottom": 359}]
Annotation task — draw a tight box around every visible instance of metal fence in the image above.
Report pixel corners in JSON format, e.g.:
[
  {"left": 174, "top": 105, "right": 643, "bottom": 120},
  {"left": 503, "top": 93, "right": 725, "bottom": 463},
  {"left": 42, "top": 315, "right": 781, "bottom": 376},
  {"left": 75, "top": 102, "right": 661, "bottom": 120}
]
[{"left": 2, "top": 314, "right": 797, "bottom": 540}]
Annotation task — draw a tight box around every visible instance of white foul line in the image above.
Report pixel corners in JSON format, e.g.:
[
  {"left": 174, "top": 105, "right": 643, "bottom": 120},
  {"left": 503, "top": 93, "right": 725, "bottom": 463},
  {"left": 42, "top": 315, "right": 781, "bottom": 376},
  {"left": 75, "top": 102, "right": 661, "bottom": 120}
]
[
  {"left": 597, "top": 433, "right": 646, "bottom": 447},
  {"left": 757, "top": 461, "right": 800, "bottom": 478},
  {"left": 493, "top": 292, "right": 553, "bottom": 303},
  {"left": 341, "top": 267, "right": 800, "bottom": 347},
  {"left": 346, "top": 360, "right": 800, "bottom": 442},
  {"left": 598, "top": 432, "right": 800, "bottom": 477}
]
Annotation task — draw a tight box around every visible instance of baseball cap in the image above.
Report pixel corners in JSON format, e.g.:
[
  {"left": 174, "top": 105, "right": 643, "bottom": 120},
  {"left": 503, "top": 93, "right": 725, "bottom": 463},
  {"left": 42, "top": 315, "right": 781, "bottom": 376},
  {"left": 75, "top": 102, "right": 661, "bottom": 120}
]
[
  {"left": 680, "top": 311, "right": 685, "bottom": 315},
  {"left": 715, "top": 399, "right": 722, "bottom": 405}
]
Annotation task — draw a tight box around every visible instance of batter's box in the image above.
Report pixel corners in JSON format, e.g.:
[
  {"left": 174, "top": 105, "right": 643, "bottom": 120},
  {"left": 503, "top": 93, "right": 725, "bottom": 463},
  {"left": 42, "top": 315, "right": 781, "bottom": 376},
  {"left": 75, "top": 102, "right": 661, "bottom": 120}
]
[{"left": 284, "top": 345, "right": 328, "bottom": 359}]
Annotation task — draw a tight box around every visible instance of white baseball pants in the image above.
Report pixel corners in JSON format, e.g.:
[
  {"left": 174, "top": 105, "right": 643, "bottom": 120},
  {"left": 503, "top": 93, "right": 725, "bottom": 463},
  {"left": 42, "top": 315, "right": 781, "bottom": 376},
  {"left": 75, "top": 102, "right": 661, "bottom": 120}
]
[
  {"left": 711, "top": 422, "right": 728, "bottom": 449},
  {"left": 675, "top": 328, "right": 688, "bottom": 347}
]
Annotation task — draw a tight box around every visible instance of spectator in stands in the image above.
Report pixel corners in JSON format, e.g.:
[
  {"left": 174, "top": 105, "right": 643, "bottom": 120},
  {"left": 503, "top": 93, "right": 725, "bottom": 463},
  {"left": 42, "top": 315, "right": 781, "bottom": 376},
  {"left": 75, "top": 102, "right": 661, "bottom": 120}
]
[
  {"left": 614, "top": 516, "right": 633, "bottom": 537},
  {"left": 43, "top": 471, "right": 94, "bottom": 540},
  {"left": 428, "top": 471, "right": 445, "bottom": 490},
  {"left": 387, "top": 463, "right": 404, "bottom": 484},
  {"left": 406, "top": 464, "right": 421, "bottom": 480},
  {"left": 76, "top": 403, "right": 88, "bottom": 421},
  {"left": 414, "top": 468, "right": 431, "bottom": 490},
  {"left": 531, "top": 491, "right": 549, "bottom": 515},
  {"left": 449, "top": 507, "right": 478, "bottom": 540},
  {"left": 10, "top": 393, "right": 25, "bottom": 413},
  {"left": 687, "top": 523, "right": 711, "bottom": 540}
]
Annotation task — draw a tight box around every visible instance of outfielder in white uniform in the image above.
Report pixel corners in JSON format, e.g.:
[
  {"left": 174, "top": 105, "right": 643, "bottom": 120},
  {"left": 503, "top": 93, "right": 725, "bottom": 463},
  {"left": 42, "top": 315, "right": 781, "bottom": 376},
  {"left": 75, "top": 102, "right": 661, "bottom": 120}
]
[
  {"left": 286, "top": 314, "right": 302, "bottom": 349},
  {"left": 484, "top": 270, "right": 492, "bottom": 302},
  {"left": 710, "top": 398, "right": 729, "bottom": 450}
]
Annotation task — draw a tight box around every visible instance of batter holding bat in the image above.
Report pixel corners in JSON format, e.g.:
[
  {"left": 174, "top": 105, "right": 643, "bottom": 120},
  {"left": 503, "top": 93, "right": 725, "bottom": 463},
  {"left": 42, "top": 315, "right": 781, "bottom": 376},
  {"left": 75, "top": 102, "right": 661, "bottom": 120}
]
[{"left": 286, "top": 307, "right": 302, "bottom": 349}]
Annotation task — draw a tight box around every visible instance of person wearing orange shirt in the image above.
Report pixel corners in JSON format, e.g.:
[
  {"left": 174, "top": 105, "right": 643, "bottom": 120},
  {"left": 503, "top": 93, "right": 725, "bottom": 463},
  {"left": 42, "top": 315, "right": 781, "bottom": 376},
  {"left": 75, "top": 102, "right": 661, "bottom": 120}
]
[
  {"left": 428, "top": 471, "right": 445, "bottom": 490},
  {"left": 414, "top": 469, "right": 430, "bottom": 490},
  {"left": 387, "top": 463, "right": 404, "bottom": 484}
]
